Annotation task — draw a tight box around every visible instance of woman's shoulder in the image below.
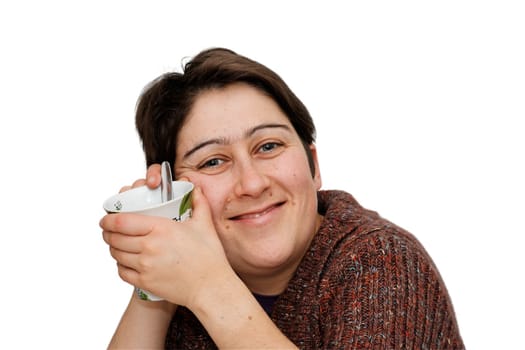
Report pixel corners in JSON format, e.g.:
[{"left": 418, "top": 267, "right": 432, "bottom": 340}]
[
  {"left": 337, "top": 220, "right": 434, "bottom": 272},
  {"left": 316, "top": 190, "right": 438, "bottom": 278},
  {"left": 311, "top": 191, "right": 464, "bottom": 349}
]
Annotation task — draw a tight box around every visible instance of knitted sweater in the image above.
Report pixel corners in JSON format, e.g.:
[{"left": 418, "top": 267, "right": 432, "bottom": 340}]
[{"left": 165, "top": 190, "right": 464, "bottom": 349}]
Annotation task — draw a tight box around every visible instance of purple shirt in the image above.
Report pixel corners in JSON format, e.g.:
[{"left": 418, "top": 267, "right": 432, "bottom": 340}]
[{"left": 253, "top": 293, "right": 279, "bottom": 315}]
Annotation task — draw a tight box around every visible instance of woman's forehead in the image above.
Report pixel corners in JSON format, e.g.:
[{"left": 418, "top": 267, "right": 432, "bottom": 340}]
[{"left": 178, "top": 84, "right": 294, "bottom": 143}]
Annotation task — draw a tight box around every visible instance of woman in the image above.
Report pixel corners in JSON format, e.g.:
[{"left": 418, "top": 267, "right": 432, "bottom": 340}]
[{"left": 100, "top": 48, "right": 464, "bottom": 349}]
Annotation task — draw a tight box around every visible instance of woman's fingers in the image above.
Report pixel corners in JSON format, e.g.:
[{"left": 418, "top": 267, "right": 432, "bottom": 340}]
[
  {"left": 146, "top": 164, "right": 162, "bottom": 189},
  {"left": 100, "top": 213, "right": 156, "bottom": 237},
  {"left": 110, "top": 245, "right": 158, "bottom": 286},
  {"left": 110, "top": 247, "right": 144, "bottom": 271},
  {"left": 116, "top": 262, "right": 140, "bottom": 285},
  {"left": 103, "top": 230, "right": 144, "bottom": 254},
  {"left": 109, "top": 238, "right": 168, "bottom": 290},
  {"left": 119, "top": 185, "right": 132, "bottom": 193}
]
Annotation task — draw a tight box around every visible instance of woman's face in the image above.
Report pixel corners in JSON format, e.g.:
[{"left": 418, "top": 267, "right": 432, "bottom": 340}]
[{"left": 174, "top": 83, "right": 322, "bottom": 294}]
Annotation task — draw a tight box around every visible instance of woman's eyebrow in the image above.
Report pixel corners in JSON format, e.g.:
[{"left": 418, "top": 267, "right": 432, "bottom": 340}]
[
  {"left": 247, "top": 123, "right": 291, "bottom": 137},
  {"left": 183, "top": 138, "right": 228, "bottom": 160},
  {"left": 183, "top": 123, "right": 292, "bottom": 160}
]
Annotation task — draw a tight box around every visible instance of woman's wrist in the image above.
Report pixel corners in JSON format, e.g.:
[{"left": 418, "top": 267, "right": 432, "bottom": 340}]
[
  {"left": 108, "top": 289, "right": 178, "bottom": 349},
  {"left": 187, "top": 270, "right": 297, "bottom": 349}
]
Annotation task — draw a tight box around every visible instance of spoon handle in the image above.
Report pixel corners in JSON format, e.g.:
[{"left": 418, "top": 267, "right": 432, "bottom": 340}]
[{"left": 160, "top": 161, "right": 173, "bottom": 202}]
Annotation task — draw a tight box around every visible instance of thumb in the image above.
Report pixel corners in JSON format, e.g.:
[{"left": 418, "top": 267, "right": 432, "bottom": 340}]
[{"left": 190, "top": 186, "right": 213, "bottom": 222}]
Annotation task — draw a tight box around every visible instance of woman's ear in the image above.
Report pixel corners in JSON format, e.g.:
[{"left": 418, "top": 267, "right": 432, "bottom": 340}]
[{"left": 309, "top": 143, "right": 322, "bottom": 190}]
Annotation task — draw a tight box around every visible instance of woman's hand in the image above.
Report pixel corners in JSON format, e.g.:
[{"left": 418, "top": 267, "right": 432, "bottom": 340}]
[
  {"left": 100, "top": 186, "right": 231, "bottom": 308},
  {"left": 101, "top": 163, "right": 297, "bottom": 348}
]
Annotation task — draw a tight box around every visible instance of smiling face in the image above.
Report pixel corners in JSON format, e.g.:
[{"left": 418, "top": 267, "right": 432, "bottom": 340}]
[{"left": 174, "top": 83, "right": 322, "bottom": 294}]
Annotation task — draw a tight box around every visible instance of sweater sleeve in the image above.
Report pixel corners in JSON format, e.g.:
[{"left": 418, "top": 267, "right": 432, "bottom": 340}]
[{"left": 318, "top": 225, "right": 464, "bottom": 349}]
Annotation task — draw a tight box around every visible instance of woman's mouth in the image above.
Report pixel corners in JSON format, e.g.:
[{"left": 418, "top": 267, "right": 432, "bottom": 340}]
[{"left": 230, "top": 202, "right": 285, "bottom": 221}]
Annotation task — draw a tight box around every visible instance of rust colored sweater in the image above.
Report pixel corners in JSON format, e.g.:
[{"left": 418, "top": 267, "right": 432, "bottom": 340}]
[{"left": 165, "top": 190, "right": 464, "bottom": 349}]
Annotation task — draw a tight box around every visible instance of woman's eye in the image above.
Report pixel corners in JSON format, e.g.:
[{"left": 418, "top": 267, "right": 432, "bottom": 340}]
[
  {"left": 259, "top": 142, "right": 281, "bottom": 153},
  {"left": 199, "top": 158, "right": 224, "bottom": 169}
]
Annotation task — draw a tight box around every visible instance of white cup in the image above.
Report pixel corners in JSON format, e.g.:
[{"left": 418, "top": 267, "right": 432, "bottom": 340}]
[{"left": 103, "top": 181, "right": 194, "bottom": 301}]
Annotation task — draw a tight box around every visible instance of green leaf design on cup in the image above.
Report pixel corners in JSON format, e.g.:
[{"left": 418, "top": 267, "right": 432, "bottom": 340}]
[
  {"left": 179, "top": 190, "right": 193, "bottom": 217},
  {"left": 137, "top": 288, "right": 149, "bottom": 301}
]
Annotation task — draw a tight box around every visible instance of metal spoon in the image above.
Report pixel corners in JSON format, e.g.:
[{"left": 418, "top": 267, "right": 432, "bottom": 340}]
[{"left": 160, "top": 161, "right": 173, "bottom": 202}]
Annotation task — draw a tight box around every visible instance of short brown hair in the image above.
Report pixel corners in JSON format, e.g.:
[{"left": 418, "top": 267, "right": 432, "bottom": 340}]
[{"left": 135, "top": 48, "right": 316, "bottom": 175}]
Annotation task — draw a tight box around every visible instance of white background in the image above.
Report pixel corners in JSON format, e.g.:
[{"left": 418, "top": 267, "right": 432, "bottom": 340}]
[{"left": 1, "top": 1, "right": 523, "bottom": 349}]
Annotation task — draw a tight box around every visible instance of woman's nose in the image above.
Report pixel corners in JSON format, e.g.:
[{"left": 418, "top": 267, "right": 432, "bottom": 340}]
[{"left": 233, "top": 160, "right": 270, "bottom": 198}]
